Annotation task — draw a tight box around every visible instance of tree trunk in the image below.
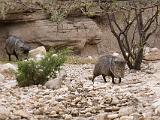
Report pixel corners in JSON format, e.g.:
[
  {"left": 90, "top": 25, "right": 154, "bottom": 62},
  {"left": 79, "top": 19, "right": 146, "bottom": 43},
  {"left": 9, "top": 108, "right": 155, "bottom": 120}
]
[{"left": 133, "top": 48, "right": 143, "bottom": 70}]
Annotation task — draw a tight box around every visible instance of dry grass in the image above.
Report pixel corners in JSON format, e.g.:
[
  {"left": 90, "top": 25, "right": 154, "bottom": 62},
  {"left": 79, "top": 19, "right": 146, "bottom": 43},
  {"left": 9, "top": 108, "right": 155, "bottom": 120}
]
[
  {"left": 0, "top": 55, "right": 97, "bottom": 65},
  {"left": 66, "top": 56, "right": 97, "bottom": 64}
]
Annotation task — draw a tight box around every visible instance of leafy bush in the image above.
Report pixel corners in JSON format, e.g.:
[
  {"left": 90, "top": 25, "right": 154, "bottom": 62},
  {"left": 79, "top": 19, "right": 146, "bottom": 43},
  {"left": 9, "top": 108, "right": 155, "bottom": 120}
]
[{"left": 16, "top": 48, "right": 70, "bottom": 87}]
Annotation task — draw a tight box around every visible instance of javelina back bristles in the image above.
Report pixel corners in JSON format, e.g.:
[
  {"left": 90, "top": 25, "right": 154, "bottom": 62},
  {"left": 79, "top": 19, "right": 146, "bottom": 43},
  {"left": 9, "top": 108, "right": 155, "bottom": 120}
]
[
  {"left": 92, "top": 55, "right": 126, "bottom": 84},
  {"left": 5, "top": 35, "right": 30, "bottom": 61}
]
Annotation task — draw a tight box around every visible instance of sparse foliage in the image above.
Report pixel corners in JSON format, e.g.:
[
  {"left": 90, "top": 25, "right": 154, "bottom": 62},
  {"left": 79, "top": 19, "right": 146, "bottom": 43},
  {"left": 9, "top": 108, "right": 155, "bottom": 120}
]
[
  {"left": 38, "top": 0, "right": 97, "bottom": 23},
  {"left": 0, "top": 0, "right": 98, "bottom": 23}
]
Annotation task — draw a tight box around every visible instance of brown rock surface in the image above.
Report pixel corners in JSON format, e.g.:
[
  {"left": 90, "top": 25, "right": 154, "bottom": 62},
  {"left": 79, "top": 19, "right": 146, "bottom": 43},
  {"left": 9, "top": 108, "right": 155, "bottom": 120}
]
[
  {"left": 0, "top": 17, "right": 102, "bottom": 58},
  {"left": 144, "top": 49, "right": 160, "bottom": 61}
]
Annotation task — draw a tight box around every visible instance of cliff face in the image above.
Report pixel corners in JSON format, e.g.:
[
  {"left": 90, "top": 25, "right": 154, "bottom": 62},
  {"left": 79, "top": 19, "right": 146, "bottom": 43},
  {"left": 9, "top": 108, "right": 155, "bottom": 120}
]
[
  {"left": 0, "top": 1, "right": 106, "bottom": 58},
  {"left": 0, "top": 1, "right": 159, "bottom": 58}
]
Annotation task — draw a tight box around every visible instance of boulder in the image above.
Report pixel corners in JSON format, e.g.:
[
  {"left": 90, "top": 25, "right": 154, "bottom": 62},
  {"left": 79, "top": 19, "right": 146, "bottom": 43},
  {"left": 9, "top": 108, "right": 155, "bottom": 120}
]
[
  {"left": 45, "top": 69, "right": 67, "bottom": 90},
  {"left": 119, "top": 106, "right": 136, "bottom": 117},
  {"left": 120, "top": 116, "right": 134, "bottom": 120},
  {"left": 0, "top": 105, "right": 10, "bottom": 120},
  {"left": 2, "top": 63, "right": 17, "bottom": 72},
  {"left": 0, "top": 63, "right": 17, "bottom": 79},
  {"left": 144, "top": 49, "right": 160, "bottom": 61},
  {"left": 96, "top": 113, "right": 109, "bottom": 120},
  {"left": 29, "top": 46, "right": 46, "bottom": 60},
  {"left": 13, "top": 110, "right": 30, "bottom": 119}
]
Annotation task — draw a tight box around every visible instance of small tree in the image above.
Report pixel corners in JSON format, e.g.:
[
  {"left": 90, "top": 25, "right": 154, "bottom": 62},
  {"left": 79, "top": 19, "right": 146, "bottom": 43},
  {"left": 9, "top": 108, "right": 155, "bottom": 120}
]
[{"left": 99, "top": 0, "right": 160, "bottom": 70}]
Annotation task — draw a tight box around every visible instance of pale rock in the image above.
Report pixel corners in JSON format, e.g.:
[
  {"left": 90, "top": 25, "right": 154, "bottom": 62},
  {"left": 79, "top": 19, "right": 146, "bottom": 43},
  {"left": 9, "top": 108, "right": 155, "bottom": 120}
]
[
  {"left": 29, "top": 46, "right": 46, "bottom": 60},
  {"left": 0, "top": 106, "right": 10, "bottom": 120},
  {"left": 131, "top": 113, "right": 142, "bottom": 120},
  {"left": 152, "top": 100, "right": 160, "bottom": 108},
  {"left": 14, "top": 110, "right": 30, "bottom": 119},
  {"left": 112, "top": 52, "right": 119, "bottom": 56},
  {"left": 44, "top": 77, "right": 62, "bottom": 90},
  {"left": 120, "top": 116, "right": 134, "bottom": 120},
  {"left": 155, "top": 106, "right": 160, "bottom": 115},
  {"left": 150, "top": 47, "right": 158, "bottom": 52},
  {"left": 55, "top": 96, "right": 64, "bottom": 102},
  {"left": 63, "top": 114, "right": 72, "bottom": 120},
  {"left": 144, "top": 46, "right": 151, "bottom": 54},
  {"left": 142, "top": 111, "right": 153, "bottom": 118},
  {"left": 35, "top": 54, "right": 44, "bottom": 61},
  {"left": 87, "top": 56, "right": 93, "bottom": 60},
  {"left": 48, "top": 111, "right": 59, "bottom": 118},
  {"left": 119, "top": 106, "right": 136, "bottom": 116},
  {"left": 111, "top": 97, "right": 119, "bottom": 105},
  {"left": 9, "top": 115, "right": 21, "bottom": 120},
  {"left": 2, "top": 63, "right": 17, "bottom": 72},
  {"left": 107, "top": 114, "right": 119, "bottom": 119},
  {"left": 96, "top": 113, "right": 108, "bottom": 120},
  {"left": 71, "top": 108, "right": 79, "bottom": 117},
  {"left": 0, "top": 74, "right": 4, "bottom": 81},
  {"left": 85, "top": 112, "right": 92, "bottom": 117},
  {"left": 49, "top": 111, "right": 56, "bottom": 116},
  {"left": 44, "top": 69, "right": 67, "bottom": 90},
  {"left": 58, "top": 69, "right": 67, "bottom": 79},
  {"left": 74, "top": 117, "right": 88, "bottom": 120}
]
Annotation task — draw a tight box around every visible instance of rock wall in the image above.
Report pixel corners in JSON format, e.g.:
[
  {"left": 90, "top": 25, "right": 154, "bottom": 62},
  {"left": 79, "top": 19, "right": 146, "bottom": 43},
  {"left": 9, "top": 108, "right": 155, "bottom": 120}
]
[
  {"left": 0, "top": 17, "right": 103, "bottom": 58},
  {"left": 0, "top": 1, "right": 160, "bottom": 59}
]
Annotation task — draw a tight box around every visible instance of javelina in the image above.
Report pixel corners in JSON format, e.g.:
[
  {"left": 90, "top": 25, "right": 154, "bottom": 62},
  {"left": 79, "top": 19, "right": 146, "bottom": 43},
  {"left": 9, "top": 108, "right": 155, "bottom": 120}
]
[
  {"left": 5, "top": 35, "right": 30, "bottom": 61},
  {"left": 92, "top": 55, "right": 126, "bottom": 84}
]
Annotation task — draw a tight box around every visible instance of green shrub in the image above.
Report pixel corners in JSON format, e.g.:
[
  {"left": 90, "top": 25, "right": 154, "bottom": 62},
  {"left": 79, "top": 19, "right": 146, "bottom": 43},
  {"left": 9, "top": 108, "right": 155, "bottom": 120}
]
[{"left": 16, "top": 48, "right": 70, "bottom": 87}]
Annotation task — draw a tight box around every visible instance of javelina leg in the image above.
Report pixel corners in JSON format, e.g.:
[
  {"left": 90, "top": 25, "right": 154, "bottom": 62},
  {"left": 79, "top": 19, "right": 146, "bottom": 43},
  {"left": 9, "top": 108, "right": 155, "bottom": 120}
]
[
  {"left": 8, "top": 54, "right": 11, "bottom": 61},
  {"left": 119, "top": 78, "right": 121, "bottom": 83},
  {"left": 13, "top": 50, "right": 19, "bottom": 60},
  {"left": 14, "top": 52, "right": 19, "bottom": 60},
  {"left": 111, "top": 74, "right": 116, "bottom": 84},
  {"left": 92, "top": 75, "right": 96, "bottom": 83},
  {"left": 102, "top": 74, "right": 107, "bottom": 82},
  {"left": 14, "top": 53, "right": 19, "bottom": 60}
]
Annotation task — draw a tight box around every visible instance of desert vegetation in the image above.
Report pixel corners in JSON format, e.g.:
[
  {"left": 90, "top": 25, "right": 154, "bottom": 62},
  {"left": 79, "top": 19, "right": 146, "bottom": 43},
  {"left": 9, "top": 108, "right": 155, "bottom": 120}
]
[{"left": 16, "top": 49, "right": 69, "bottom": 87}]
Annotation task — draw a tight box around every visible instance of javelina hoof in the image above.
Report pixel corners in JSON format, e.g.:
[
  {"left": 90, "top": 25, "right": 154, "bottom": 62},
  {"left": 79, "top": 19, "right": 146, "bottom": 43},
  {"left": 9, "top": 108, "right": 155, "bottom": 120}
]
[
  {"left": 112, "top": 78, "right": 121, "bottom": 84},
  {"left": 119, "top": 78, "right": 121, "bottom": 83}
]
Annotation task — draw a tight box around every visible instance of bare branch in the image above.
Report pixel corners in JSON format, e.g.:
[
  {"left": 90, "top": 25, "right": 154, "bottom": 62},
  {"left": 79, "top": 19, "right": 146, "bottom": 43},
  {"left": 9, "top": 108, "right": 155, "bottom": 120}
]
[
  {"left": 112, "top": 13, "right": 123, "bottom": 33},
  {"left": 144, "top": 5, "right": 159, "bottom": 33},
  {"left": 106, "top": 13, "right": 119, "bottom": 39},
  {"left": 145, "top": 23, "right": 158, "bottom": 43}
]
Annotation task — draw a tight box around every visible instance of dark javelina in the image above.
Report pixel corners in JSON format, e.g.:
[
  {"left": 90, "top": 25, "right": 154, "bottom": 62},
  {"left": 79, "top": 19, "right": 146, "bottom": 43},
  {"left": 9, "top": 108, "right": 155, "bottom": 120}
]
[
  {"left": 5, "top": 35, "right": 30, "bottom": 61},
  {"left": 92, "top": 55, "right": 126, "bottom": 84}
]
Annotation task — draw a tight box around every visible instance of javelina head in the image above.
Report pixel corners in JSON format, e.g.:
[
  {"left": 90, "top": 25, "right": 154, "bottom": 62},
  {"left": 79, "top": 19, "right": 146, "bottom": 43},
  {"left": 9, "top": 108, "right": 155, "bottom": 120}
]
[
  {"left": 16, "top": 43, "right": 30, "bottom": 60},
  {"left": 22, "top": 45, "right": 30, "bottom": 54},
  {"left": 110, "top": 57, "right": 126, "bottom": 78}
]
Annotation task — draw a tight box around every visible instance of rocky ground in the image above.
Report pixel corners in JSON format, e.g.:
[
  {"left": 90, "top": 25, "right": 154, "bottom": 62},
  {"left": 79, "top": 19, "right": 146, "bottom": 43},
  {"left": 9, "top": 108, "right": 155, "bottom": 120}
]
[{"left": 1, "top": 60, "right": 160, "bottom": 120}]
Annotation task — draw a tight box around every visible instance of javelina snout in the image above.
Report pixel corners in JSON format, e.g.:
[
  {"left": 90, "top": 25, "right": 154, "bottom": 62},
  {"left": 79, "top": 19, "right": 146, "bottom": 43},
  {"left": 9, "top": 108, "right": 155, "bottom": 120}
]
[
  {"left": 5, "top": 35, "right": 30, "bottom": 61},
  {"left": 92, "top": 55, "right": 126, "bottom": 84}
]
